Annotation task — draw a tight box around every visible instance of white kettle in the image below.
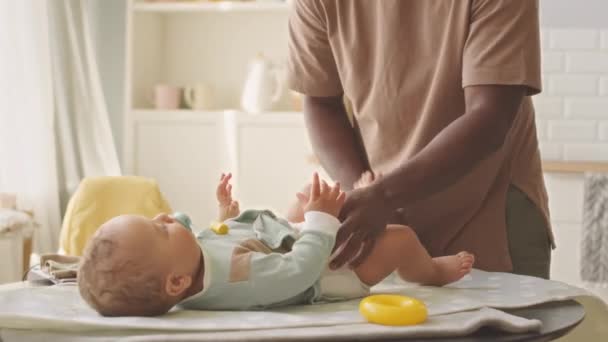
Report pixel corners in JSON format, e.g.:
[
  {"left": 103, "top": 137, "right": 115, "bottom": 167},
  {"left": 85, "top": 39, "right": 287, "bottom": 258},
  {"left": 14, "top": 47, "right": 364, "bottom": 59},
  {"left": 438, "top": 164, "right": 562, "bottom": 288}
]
[{"left": 241, "top": 53, "right": 284, "bottom": 114}]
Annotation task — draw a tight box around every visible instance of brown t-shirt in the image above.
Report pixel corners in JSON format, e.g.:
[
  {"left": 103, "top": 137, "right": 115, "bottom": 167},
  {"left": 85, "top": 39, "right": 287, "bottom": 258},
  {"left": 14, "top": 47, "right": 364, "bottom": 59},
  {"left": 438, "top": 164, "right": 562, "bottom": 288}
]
[{"left": 287, "top": 0, "right": 553, "bottom": 272}]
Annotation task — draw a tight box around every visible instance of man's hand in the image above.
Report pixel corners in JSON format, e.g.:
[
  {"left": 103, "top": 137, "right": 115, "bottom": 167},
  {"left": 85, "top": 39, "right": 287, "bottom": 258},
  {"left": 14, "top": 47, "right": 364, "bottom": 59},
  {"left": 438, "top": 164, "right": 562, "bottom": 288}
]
[
  {"left": 217, "top": 173, "right": 240, "bottom": 221},
  {"left": 303, "top": 173, "right": 346, "bottom": 218},
  {"left": 330, "top": 183, "right": 391, "bottom": 269},
  {"left": 353, "top": 171, "right": 382, "bottom": 189}
]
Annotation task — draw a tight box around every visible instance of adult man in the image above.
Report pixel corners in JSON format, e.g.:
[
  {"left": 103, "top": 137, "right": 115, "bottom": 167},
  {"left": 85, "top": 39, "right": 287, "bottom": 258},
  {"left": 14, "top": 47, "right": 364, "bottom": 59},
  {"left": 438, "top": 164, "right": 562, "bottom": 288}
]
[{"left": 287, "top": 0, "right": 553, "bottom": 278}]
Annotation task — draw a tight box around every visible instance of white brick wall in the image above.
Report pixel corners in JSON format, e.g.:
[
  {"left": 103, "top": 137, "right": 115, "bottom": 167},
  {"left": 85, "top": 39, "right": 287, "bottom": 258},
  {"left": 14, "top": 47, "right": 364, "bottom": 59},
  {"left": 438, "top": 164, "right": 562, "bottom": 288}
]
[
  {"left": 546, "top": 75, "right": 598, "bottom": 95},
  {"left": 549, "top": 29, "right": 599, "bottom": 50},
  {"left": 600, "top": 122, "right": 608, "bottom": 141},
  {"left": 600, "top": 77, "right": 608, "bottom": 95},
  {"left": 548, "top": 121, "right": 596, "bottom": 141},
  {"left": 601, "top": 31, "right": 608, "bottom": 50},
  {"left": 535, "top": 28, "right": 608, "bottom": 162},
  {"left": 566, "top": 52, "right": 608, "bottom": 72}
]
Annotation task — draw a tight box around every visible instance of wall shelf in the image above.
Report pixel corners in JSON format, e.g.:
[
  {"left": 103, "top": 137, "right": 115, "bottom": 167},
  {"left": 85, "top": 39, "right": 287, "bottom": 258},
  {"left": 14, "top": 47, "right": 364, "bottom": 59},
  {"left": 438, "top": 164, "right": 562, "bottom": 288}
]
[
  {"left": 124, "top": 0, "right": 315, "bottom": 223},
  {"left": 542, "top": 161, "right": 608, "bottom": 174},
  {"left": 132, "top": 109, "right": 303, "bottom": 124},
  {"left": 303, "top": 158, "right": 608, "bottom": 174},
  {"left": 133, "top": 1, "right": 289, "bottom": 13}
]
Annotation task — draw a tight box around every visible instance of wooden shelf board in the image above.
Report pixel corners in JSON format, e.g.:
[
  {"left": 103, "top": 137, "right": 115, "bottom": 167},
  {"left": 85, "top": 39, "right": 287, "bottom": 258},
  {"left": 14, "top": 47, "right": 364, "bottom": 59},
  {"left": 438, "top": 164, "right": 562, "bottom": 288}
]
[
  {"left": 542, "top": 161, "right": 608, "bottom": 174},
  {"left": 133, "top": 1, "right": 289, "bottom": 13},
  {"left": 131, "top": 109, "right": 302, "bottom": 122},
  {"left": 303, "top": 158, "right": 608, "bottom": 173},
  {"left": 132, "top": 109, "right": 226, "bottom": 121}
]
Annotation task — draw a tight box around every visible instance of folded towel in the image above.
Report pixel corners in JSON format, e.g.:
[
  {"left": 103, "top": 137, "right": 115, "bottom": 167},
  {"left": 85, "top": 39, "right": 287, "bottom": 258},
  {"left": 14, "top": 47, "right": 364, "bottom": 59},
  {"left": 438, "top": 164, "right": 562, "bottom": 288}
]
[
  {"left": 0, "top": 208, "right": 35, "bottom": 236},
  {"left": 581, "top": 173, "right": 608, "bottom": 287},
  {"left": 39, "top": 254, "right": 80, "bottom": 281}
]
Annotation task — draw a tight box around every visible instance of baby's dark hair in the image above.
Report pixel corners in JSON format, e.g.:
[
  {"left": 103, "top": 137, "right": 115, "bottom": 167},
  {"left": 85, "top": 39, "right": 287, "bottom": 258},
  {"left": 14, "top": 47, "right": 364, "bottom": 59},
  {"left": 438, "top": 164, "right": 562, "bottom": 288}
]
[{"left": 78, "top": 233, "right": 172, "bottom": 316}]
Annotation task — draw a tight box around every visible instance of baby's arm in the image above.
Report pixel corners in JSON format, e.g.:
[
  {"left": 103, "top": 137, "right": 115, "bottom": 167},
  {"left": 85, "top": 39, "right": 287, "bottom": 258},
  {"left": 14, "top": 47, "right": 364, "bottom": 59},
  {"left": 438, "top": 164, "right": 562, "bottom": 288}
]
[
  {"left": 249, "top": 211, "right": 339, "bottom": 304},
  {"left": 217, "top": 173, "right": 240, "bottom": 221},
  {"left": 248, "top": 173, "right": 345, "bottom": 304}
]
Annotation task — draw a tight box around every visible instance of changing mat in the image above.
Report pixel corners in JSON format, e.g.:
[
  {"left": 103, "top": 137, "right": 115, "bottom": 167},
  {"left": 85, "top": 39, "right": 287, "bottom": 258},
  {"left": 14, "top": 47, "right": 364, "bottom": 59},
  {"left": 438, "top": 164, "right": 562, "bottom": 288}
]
[{"left": 0, "top": 270, "right": 589, "bottom": 341}]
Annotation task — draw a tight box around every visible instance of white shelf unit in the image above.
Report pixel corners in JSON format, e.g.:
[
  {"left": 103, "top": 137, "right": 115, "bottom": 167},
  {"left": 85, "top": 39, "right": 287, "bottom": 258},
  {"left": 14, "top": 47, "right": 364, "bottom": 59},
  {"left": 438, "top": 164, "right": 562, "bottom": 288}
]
[
  {"left": 123, "top": 1, "right": 318, "bottom": 220},
  {"left": 133, "top": 1, "right": 289, "bottom": 13},
  {"left": 124, "top": 0, "right": 295, "bottom": 169},
  {"left": 126, "top": 0, "right": 291, "bottom": 112}
]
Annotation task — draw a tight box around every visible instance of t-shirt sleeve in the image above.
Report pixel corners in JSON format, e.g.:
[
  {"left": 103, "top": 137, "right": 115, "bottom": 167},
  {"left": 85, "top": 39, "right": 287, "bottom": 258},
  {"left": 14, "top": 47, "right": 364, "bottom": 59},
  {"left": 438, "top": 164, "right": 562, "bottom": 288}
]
[
  {"left": 287, "top": 0, "right": 343, "bottom": 97},
  {"left": 462, "top": 0, "right": 542, "bottom": 95}
]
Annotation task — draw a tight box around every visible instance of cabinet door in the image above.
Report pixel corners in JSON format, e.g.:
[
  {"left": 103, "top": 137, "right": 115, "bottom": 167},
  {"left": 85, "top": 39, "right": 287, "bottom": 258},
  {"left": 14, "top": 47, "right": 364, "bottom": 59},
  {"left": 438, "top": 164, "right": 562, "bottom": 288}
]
[
  {"left": 236, "top": 119, "right": 319, "bottom": 215},
  {"left": 135, "top": 119, "right": 222, "bottom": 224}
]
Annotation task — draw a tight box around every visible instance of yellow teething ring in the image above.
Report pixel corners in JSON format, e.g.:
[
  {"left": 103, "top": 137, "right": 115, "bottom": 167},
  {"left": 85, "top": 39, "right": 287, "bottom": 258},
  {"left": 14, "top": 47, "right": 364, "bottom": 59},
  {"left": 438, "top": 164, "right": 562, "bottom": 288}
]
[
  {"left": 209, "top": 222, "right": 229, "bottom": 235},
  {"left": 359, "top": 294, "right": 428, "bottom": 326}
]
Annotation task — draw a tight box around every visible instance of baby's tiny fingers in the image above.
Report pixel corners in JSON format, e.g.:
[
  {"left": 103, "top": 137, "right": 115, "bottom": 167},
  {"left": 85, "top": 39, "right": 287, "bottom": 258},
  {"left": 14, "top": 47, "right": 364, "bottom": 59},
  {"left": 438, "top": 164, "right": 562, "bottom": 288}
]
[
  {"left": 311, "top": 173, "right": 321, "bottom": 200},
  {"left": 321, "top": 180, "right": 330, "bottom": 196},
  {"left": 329, "top": 182, "right": 340, "bottom": 199},
  {"left": 296, "top": 192, "right": 309, "bottom": 203},
  {"left": 336, "top": 191, "right": 346, "bottom": 206}
]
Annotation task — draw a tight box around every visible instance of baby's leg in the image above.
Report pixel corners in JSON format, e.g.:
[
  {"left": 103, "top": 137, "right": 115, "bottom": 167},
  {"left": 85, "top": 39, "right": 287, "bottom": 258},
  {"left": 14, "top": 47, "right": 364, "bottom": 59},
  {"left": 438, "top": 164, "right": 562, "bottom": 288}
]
[{"left": 354, "top": 225, "right": 474, "bottom": 287}]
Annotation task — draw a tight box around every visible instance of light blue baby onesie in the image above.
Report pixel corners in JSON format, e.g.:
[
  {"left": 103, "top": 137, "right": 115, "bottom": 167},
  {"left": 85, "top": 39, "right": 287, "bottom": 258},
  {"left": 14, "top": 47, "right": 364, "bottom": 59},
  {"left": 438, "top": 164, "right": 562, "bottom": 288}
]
[{"left": 179, "top": 209, "right": 340, "bottom": 310}]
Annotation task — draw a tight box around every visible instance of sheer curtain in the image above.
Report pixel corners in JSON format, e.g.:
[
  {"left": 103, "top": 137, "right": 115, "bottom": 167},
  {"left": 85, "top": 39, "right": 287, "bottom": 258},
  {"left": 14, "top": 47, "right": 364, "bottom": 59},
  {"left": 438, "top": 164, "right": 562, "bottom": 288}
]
[
  {"left": 0, "top": 0, "right": 120, "bottom": 254},
  {"left": 49, "top": 0, "right": 121, "bottom": 212},
  {"left": 0, "top": 1, "right": 61, "bottom": 254}
]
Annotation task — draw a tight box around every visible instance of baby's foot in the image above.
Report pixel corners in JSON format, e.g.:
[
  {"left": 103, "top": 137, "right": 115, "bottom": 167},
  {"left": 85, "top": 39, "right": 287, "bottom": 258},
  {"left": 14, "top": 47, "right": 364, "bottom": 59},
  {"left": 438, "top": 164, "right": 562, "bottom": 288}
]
[{"left": 430, "top": 252, "right": 475, "bottom": 286}]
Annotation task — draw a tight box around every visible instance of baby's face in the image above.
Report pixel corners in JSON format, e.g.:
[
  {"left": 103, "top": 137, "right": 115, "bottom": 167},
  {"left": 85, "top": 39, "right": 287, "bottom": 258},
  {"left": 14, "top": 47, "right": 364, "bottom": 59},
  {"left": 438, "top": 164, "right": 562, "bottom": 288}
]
[{"left": 100, "top": 213, "right": 201, "bottom": 277}]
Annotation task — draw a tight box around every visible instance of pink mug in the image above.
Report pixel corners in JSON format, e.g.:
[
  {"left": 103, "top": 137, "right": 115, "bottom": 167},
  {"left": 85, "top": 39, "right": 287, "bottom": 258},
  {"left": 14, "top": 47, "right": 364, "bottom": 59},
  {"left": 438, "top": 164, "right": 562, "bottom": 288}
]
[{"left": 153, "top": 84, "right": 181, "bottom": 110}]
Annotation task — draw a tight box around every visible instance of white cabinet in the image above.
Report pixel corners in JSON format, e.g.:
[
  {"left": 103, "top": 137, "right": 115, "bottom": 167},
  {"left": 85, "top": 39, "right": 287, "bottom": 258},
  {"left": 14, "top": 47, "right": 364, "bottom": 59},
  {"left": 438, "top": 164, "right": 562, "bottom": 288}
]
[
  {"left": 123, "top": 1, "right": 312, "bottom": 222},
  {"left": 544, "top": 174, "right": 586, "bottom": 285},
  {"left": 134, "top": 112, "right": 223, "bottom": 223},
  {"left": 229, "top": 112, "right": 317, "bottom": 214},
  {"left": 544, "top": 173, "right": 608, "bottom": 301},
  {"left": 131, "top": 110, "right": 319, "bottom": 223}
]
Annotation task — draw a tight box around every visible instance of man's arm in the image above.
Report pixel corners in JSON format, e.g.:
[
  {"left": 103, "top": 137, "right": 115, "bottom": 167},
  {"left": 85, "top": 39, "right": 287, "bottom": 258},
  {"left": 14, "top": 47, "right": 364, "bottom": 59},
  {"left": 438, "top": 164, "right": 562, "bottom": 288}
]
[
  {"left": 330, "top": 0, "right": 541, "bottom": 269},
  {"left": 304, "top": 95, "right": 369, "bottom": 190},
  {"left": 379, "top": 85, "right": 525, "bottom": 208},
  {"left": 331, "top": 85, "right": 525, "bottom": 268}
]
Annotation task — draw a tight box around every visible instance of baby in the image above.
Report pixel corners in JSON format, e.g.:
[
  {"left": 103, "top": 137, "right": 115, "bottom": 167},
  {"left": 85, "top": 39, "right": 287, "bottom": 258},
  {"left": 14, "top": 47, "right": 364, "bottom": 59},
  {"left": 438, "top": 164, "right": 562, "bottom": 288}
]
[{"left": 78, "top": 173, "right": 474, "bottom": 316}]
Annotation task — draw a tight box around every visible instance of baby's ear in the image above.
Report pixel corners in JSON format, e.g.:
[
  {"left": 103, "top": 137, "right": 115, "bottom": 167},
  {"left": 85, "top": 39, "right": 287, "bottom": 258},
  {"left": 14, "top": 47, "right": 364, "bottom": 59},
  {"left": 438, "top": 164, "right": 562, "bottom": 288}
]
[{"left": 165, "top": 273, "right": 192, "bottom": 297}]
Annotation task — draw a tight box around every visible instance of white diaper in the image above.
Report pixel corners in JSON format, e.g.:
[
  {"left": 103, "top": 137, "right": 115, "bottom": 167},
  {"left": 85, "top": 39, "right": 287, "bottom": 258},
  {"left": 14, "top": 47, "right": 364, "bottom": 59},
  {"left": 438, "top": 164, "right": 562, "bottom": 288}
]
[{"left": 318, "top": 267, "right": 370, "bottom": 301}]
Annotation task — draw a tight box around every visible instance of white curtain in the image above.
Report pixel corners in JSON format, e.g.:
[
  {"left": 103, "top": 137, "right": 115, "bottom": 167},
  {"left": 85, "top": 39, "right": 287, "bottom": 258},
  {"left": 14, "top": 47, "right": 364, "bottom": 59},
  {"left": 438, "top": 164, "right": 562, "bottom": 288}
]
[
  {"left": 49, "top": 0, "right": 121, "bottom": 209},
  {"left": 0, "top": 1, "right": 61, "bottom": 254},
  {"left": 0, "top": 0, "right": 121, "bottom": 254}
]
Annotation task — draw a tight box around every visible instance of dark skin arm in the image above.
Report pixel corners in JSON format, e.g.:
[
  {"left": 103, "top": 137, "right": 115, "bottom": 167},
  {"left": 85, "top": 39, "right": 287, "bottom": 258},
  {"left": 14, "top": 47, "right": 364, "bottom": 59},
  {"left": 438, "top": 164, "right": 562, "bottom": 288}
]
[
  {"left": 303, "top": 95, "right": 370, "bottom": 191},
  {"left": 330, "top": 85, "right": 526, "bottom": 269}
]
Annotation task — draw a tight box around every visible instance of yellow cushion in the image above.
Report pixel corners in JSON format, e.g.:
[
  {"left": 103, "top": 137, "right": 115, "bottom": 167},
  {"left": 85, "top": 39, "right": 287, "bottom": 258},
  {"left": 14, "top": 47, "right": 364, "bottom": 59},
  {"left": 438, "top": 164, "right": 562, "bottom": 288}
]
[{"left": 59, "top": 176, "right": 172, "bottom": 256}]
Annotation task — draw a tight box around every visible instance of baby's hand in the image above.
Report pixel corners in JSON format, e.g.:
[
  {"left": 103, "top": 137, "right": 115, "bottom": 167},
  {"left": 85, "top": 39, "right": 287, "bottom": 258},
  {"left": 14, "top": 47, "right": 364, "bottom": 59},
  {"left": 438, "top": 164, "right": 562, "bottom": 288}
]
[
  {"left": 217, "top": 173, "right": 240, "bottom": 220},
  {"left": 303, "top": 173, "right": 345, "bottom": 218},
  {"left": 354, "top": 171, "right": 382, "bottom": 189}
]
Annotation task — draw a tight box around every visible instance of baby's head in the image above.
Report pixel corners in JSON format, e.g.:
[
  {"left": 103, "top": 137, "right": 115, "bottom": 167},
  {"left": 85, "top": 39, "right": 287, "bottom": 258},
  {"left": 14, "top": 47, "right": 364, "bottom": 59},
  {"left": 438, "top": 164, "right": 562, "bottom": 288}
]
[{"left": 78, "top": 213, "right": 201, "bottom": 316}]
